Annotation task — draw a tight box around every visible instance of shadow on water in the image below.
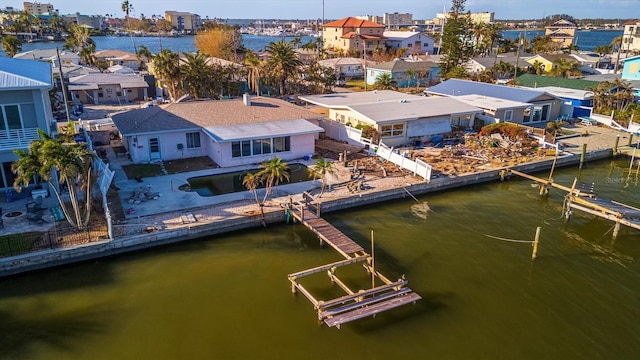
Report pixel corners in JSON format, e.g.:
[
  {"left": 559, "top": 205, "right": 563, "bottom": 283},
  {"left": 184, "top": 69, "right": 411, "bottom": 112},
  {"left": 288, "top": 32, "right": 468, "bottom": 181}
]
[{"left": 0, "top": 305, "right": 110, "bottom": 358}]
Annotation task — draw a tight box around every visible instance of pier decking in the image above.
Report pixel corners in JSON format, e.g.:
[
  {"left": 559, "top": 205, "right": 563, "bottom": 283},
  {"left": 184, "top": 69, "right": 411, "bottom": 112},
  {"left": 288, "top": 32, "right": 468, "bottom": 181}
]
[{"left": 286, "top": 193, "right": 421, "bottom": 328}]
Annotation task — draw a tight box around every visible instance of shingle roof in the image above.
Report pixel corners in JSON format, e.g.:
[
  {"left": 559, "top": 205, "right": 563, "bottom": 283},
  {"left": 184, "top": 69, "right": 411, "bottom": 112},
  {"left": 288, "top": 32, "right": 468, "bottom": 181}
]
[
  {"left": 323, "top": 17, "right": 384, "bottom": 28},
  {"left": 0, "top": 57, "right": 52, "bottom": 89},
  {"left": 426, "top": 78, "right": 558, "bottom": 103},
  {"left": 112, "top": 97, "right": 324, "bottom": 136},
  {"left": 369, "top": 59, "right": 437, "bottom": 73},
  {"left": 516, "top": 74, "right": 599, "bottom": 91}
]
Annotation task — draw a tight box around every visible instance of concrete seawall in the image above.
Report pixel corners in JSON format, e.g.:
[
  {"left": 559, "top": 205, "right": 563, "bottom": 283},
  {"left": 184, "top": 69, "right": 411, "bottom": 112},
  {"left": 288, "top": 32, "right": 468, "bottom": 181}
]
[{"left": 0, "top": 149, "right": 613, "bottom": 277}]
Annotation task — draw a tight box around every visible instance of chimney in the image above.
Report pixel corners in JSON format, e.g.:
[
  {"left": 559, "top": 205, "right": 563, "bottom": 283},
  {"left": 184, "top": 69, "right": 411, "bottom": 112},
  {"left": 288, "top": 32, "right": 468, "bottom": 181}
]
[{"left": 243, "top": 93, "right": 251, "bottom": 106}]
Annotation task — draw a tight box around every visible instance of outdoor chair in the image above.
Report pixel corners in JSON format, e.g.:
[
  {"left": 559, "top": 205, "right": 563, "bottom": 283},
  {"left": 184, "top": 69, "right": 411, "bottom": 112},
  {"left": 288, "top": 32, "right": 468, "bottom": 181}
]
[{"left": 26, "top": 210, "right": 46, "bottom": 224}]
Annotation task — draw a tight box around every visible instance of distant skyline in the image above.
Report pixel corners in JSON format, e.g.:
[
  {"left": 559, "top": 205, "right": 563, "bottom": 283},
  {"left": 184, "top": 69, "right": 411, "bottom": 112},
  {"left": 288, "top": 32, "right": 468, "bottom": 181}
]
[{"left": 11, "top": 0, "right": 639, "bottom": 21}]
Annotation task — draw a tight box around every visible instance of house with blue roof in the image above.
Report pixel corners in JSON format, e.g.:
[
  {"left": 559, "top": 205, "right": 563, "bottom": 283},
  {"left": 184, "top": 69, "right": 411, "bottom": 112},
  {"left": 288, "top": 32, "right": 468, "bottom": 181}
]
[
  {"left": 0, "top": 57, "right": 55, "bottom": 189},
  {"left": 425, "top": 79, "right": 563, "bottom": 125}
]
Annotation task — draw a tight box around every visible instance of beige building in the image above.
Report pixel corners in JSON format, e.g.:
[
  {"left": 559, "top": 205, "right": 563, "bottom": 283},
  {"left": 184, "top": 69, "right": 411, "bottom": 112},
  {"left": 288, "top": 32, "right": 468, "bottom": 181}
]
[
  {"left": 622, "top": 20, "right": 640, "bottom": 53},
  {"left": 544, "top": 19, "right": 577, "bottom": 48},
  {"left": 23, "top": 1, "right": 55, "bottom": 15},
  {"left": 469, "top": 12, "right": 494, "bottom": 24},
  {"left": 322, "top": 17, "right": 386, "bottom": 54},
  {"left": 165, "top": 11, "right": 201, "bottom": 32}
]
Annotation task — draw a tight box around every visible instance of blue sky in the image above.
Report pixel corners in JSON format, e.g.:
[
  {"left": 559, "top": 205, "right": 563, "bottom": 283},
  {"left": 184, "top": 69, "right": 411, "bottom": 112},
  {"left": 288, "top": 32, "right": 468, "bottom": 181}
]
[{"left": 18, "top": 0, "right": 639, "bottom": 20}]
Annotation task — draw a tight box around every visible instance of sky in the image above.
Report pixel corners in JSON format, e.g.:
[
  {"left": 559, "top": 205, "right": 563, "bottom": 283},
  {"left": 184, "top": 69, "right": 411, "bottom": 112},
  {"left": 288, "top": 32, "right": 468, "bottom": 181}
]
[{"left": 13, "top": 0, "right": 639, "bottom": 20}]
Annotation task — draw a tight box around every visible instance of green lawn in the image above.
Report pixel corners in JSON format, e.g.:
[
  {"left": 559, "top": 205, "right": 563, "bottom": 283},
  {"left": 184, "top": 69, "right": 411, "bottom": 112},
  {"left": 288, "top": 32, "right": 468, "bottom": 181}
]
[
  {"left": 0, "top": 233, "right": 39, "bottom": 258},
  {"left": 122, "top": 164, "right": 164, "bottom": 179}
]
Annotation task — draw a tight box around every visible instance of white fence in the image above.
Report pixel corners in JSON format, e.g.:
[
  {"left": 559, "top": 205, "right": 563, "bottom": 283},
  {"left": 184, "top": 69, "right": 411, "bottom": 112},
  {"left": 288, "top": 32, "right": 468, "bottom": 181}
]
[{"left": 375, "top": 142, "right": 432, "bottom": 181}]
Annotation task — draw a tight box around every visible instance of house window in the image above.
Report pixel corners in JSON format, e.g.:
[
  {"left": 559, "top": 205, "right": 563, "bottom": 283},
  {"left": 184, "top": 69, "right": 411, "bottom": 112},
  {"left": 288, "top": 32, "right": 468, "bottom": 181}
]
[
  {"left": 531, "top": 104, "right": 551, "bottom": 122},
  {"left": 0, "top": 104, "right": 36, "bottom": 130},
  {"left": 273, "top": 136, "right": 290, "bottom": 153},
  {"left": 504, "top": 110, "right": 513, "bottom": 122},
  {"left": 186, "top": 132, "right": 201, "bottom": 148},
  {"left": 231, "top": 136, "right": 291, "bottom": 158},
  {"left": 380, "top": 124, "right": 404, "bottom": 137}
]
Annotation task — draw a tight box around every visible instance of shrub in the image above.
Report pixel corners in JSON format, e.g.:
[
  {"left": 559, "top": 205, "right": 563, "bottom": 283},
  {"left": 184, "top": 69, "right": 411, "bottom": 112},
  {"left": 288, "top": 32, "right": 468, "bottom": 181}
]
[{"left": 480, "top": 122, "right": 528, "bottom": 140}]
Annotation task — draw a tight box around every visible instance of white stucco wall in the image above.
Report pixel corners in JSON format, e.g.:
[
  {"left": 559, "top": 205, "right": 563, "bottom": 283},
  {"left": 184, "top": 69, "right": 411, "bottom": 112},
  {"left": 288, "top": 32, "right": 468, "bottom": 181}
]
[{"left": 126, "top": 130, "right": 209, "bottom": 163}]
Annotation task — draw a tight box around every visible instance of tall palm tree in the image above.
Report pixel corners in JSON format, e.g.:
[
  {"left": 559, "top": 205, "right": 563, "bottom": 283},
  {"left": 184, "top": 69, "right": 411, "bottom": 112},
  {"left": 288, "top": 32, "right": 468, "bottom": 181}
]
[
  {"left": 611, "top": 36, "right": 623, "bottom": 74},
  {"left": 594, "top": 45, "right": 611, "bottom": 69},
  {"left": 63, "top": 24, "right": 96, "bottom": 65},
  {"left": 257, "top": 157, "right": 290, "bottom": 203},
  {"left": 550, "top": 58, "right": 581, "bottom": 78},
  {"left": 242, "top": 172, "right": 266, "bottom": 226},
  {"left": 2, "top": 35, "right": 22, "bottom": 57},
  {"left": 373, "top": 72, "right": 397, "bottom": 90},
  {"left": 405, "top": 68, "right": 416, "bottom": 89},
  {"left": 310, "top": 158, "right": 335, "bottom": 197},
  {"left": 136, "top": 44, "right": 152, "bottom": 70},
  {"left": 153, "top": 49, "right": 181, "bottom": 101},
  {"left": 265, "top": 39, "right": 302, "bottom": 96},
  {"left": 244, "top": 50, "right": 263, "bottom": 95},
  {"left": 180, "top": 52, "right": 212, "bottom": 98},
  {"left": 121, "top": 0, "right": 137, "bottom": 53}
]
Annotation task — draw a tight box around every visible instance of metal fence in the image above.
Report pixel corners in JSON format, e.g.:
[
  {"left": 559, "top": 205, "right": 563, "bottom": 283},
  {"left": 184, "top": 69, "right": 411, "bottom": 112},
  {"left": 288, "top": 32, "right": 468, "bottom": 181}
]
[{"left": 0, "top": 224, "right": 109, "bottom": 258}]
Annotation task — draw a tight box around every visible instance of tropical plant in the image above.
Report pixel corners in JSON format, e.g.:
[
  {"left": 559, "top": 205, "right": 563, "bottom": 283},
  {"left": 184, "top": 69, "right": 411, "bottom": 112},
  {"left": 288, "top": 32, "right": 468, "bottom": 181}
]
[
  {"left": 611, "top": 36, "right": 623, "bottom": 73},
  {"left": 310, "top": 158, "right": 336, "bottom": 197},
  {"left": 12, "top": 130, "right": 96, "bottom": 230},
  {"left": 594, "top": 45, "right": 611, "bottom": 69},
  {"left": 257, "top": 157, "right": 290, "bottom": 203},
  {"left": 373, "top": 72, "right": 397, "bottom": 90},
  {"left": 265, "top": 39, "right": 302, "bottom": 95},
  {"left": 244, "top": 50, "right": 263, "bottom": 95},
  {"left": 530, "top": 60, "right": 545, "bottom": 75},
  {"left": 63, "top": 24, "right": 96, "bottom": 65},
  {"left": 136, "top": 44, "right": 152, "bottom": 70},
  {"left": 549, "top": 58, "right": 581, "bottom": 78},
  {"left": 241, "top": 171, "right": 265, "bottom": 226},
  {"left": 439, "top": 0, "right": 473, "bottom": 79},
  {"left": 1, "top": 35, "right": 22, "bottom": 57},
  {"left": 405, "top": 68, "right": 416, "bottom": 89},
  {"left": 121, "top": 0, "right": 137, "bottom": 53},
  {"left": 195, "top": 22, "right": 243, "bottom": 61},
  {"left": 153, "top": 49, "right": 181, "bottom": 101},
  {"left": 180, "top": 52, "right": 212, "bottom": 98}
]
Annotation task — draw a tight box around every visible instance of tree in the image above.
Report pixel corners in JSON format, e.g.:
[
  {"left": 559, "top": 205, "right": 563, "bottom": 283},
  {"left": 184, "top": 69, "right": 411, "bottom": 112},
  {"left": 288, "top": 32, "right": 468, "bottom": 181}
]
[
  {"left": 2, "top": 35, "right": 22, "bottom": 57},
  {"left": 439, "top": 0, "right": 473, "bottom": 79},
  {"left": 257, "top": 157, "right": 290, "bottom": 204},
  {"left": 63, "top": 24, "right": 96, "bottom": 65},
  {"left": 373, "top": 72, "right": 397, "bottom": 90},
  {"left": 594, "top": 45, "right": 611, "bottom": 69},
  {"left": 121, "top": 0, "right": 137, "bottom": 53},
  {"left": 195, "top": 23, "right": 243, "bottom": 61},
  {"left": 153, "top": 49, "right": 181, "bottom": 101},
  {"left": 549, "top": 58, "right": 581, "bottom": 78},
  {"left": 310, "top": 158, "right": 335, "bottom": 197},
  {"left": 12, "top": 130, "right": 96, "bottom": 230},
  {"left": 530, "top": 60, "right": 545, "bottom": 75},
  {"left": 241, "top": 172, "right": 266, "bottom": 226},
  {"left": 180, "top": 52, "right": 212, "bottom": 98},
  {"left": 265, "top": 39, "right": 302, "bottom": 96},
  {"left": 244, "top": 50, "right": 263, "bottom": 95},
  {"left": 611, "top": 36, "right": 623, "bottom": 74},
  {"left": 136, "top": 44, "right": 152, "bottom": 70},
  {"left": 530, "top": 35, "right": 560, "bottom": 54},
  {"left": 405, "top": 68, "right": 416, "bottom": 89}
]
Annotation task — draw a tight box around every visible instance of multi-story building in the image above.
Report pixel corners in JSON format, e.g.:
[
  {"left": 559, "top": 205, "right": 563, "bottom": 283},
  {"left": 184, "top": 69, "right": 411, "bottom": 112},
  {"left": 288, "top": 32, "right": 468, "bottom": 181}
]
[
  {"left": 165, "top": 11, "right": 201, "bottom": 32},
  {"left": 469, "top": 12, "right": 494, "bottom": 24},
  {"left": 544, "top": 19, "right": 577, "bottom": 48},
  {"left": 382, "top": 12, "right": 412, "bottom": 30},
  {"left": 384, "top": 31, "right": 435, "bottom": 55},
  {"left": 322, "top": 17, "right": 386, "bottom": 54},
  {"left": 61, "top": 13, "right": 104, "bottom": 30},
  {"left": 23, "top": 2, "right": 56, "bottom": 15},
  {"left": 622, "top": 20, "right": 640, "bottom": 53},
  {"left": 0, "top": 57, "right": 55, "bottom": 189}
]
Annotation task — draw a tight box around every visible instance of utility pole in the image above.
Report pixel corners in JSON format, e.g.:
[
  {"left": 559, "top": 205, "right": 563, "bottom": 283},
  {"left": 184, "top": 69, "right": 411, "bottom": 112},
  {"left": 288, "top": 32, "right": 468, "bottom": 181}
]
[
  {"left": 514, "top": 33, "right": 522, "bottom": 81},
  {"left": 56, "top": 48, "right": 71, "bottom": 124}
]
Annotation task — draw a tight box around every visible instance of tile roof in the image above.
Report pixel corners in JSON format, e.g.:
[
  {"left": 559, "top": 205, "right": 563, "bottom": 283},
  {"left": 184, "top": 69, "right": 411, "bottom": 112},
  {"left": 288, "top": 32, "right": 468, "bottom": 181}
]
[
  {"left": 323, "top": 17, "right": 384, "bottom": 28},
  {"left": 112, "top": 97, "right": 324, "bottom": 136},
  {"left": 0, "top": 57, "right": 52, "bottom": 89}
]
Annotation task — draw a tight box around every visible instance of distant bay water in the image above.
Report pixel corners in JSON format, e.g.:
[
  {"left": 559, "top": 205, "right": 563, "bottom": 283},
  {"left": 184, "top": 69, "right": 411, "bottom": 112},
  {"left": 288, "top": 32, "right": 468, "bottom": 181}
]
[{"left": 1, "top": 30, "right": 622, "bottom": 57}]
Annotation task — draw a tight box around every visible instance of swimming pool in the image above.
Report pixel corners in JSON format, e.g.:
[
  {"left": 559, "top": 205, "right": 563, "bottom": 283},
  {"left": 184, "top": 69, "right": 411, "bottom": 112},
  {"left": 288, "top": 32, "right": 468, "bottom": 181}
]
[{"left": 180, "top": 163, "right": 312, "bottom": 196}]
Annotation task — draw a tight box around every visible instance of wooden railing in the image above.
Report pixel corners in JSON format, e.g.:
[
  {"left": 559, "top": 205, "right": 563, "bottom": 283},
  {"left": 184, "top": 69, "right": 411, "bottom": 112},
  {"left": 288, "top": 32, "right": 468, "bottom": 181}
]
[{"left": 0, "top": 128, "right": 40, "bottom": 151}]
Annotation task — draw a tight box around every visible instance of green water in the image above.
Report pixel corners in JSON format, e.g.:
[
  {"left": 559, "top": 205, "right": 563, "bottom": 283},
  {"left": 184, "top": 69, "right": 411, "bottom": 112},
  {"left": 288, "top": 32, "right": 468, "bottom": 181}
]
[{"left": 1, "top": 159, "right": 640, "bottom": 359}]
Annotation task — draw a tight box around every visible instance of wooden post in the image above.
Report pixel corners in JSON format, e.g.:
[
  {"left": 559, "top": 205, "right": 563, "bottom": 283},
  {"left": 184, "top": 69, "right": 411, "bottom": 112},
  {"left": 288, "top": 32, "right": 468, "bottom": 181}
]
[
  {"left": 628, "top": 133, "right": 634, "bottom": 147},
  {"left": 612, "top": 221, "right": 621, "bottom": 240},
  {"left": 579, "top": 143, "right": 587, "bottom": 169},
  {"left": 532, "top": 226, "right": 541, "bottom": 260},
  {"left": 371, "top": 230, "right": 375, "bottom": 289},
  {"left": 614, "top": 135, "right": 620, "bottom": 154},
  {"left": 317, "top": 202, "right": 321, "bottom": 217}
]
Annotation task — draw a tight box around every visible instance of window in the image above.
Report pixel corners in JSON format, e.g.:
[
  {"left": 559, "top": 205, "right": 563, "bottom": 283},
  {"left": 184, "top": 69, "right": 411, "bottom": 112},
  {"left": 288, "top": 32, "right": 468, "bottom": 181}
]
[
  {"left": 531, "top": 104, "right": 551, "bottom": 122},
  {"left": 186, "top": 132, "right": 201, "bottom": 148},
  {"left": 380, "top": 124, "right": 404, "bottom": 137},
  {"left": 231, "top": 136, "right": 291, "bottom": 158},
  {"left": 0, "top": 104, "right": 29, "bottom": 131},
  {"left": 504, "top": 110, "right": 513, "bottom": 122}
]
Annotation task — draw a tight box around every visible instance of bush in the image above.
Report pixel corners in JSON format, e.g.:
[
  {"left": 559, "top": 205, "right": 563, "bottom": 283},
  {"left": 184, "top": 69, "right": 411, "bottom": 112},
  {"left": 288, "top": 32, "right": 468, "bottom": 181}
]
[{"left": 480, "top": 123, "right": 528, "bottom": 140}]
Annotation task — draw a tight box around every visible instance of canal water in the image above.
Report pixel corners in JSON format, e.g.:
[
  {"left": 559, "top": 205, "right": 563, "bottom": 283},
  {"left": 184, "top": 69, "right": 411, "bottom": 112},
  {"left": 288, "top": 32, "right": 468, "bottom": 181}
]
[{"left": 1, "top": 158, "right": 639, "bottom": 359}]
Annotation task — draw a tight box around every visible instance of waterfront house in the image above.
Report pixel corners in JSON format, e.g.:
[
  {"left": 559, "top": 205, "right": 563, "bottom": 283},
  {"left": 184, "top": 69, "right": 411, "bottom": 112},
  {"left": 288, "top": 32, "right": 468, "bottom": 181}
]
[
  {"left": 622, "top": 20, "right": 640, "bottom": 53},
  {"left": 366, "top": 59, "right": 439, "bottom": 88},
  {"left": 68, "top": 73, "right": 151, "bottom": 105},
  {"left": 454, "top": 94, "right": 533, "bottom": 125},
  {"left": 382, "top": 31, "right": 435, "bottom": 56},
  {"left": 0, "top": 57, "right": 55, "bottom": 189},
  {"left": 322, "top": 17, "right": 386, "bottom": 54},
  {"left": 621, "top": 55, "right": 640, "bottom": 81},
  {"left": 94, "top": 50, "right": 140, "bottom": 71},
  {"left": 544, "top": 19, "right": 577, "bottom": 48},
  {"left": 516, "top": 74, "right": 599, "bottom": 118},
  {"left": 318, "top": 57, "right": 367, "bottom": 79},
  {"left": 14, "top": 49, "right": 80, "bottom": 66},
  {"left": 426, "top": 79, "right": 563, "bottom": 124},
  {"left": 525, "top": 54, "right": 579, "bottom": 75},
  {"left": 300, "top": 91, "right": 481, "bottom": 147},
  {"left": 465, "top": 52, "right": 534, "bottom": 79},
  {"left": 111, "top": 95, "right": 324, "bottom": 166}
]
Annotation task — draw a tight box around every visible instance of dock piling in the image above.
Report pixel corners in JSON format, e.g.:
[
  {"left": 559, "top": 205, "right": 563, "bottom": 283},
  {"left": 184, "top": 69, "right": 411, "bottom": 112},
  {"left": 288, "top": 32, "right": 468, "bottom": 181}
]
[
  {"left": 579, "top": 144, "right": 587, "bottom": 169},
  {"left": 532, "top": 227, "right": 541, "bottom": 260},
  {"left": 614, "top": 135, "right": 620, "bottom": 154}
]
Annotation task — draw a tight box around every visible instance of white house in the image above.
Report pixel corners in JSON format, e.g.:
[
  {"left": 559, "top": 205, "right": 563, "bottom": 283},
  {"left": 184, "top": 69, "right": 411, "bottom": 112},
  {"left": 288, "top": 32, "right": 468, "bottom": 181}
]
[
  {"left": 0, "top": 57, "right": 55, "bottom": 189},
  {"left": 383, "top": 31, "right": 435, "bottom": 56},
  {"left": 68, "top": 73, "right": 150, "bottom": 105},
  {"left": 111, "top": 96, "right": 324, "bottom": 167},
  {"left": 318, "top": 57, "right": 366, "bottom": 78},
  {"left": 300, "top": 90, "right": 482, "bottom": 147}
]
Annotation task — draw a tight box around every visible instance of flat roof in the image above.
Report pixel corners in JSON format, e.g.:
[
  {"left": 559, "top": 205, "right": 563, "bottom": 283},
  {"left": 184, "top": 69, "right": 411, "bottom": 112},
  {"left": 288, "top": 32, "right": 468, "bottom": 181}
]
[
  {"left": 455, "top": 94, "right": 531, "bottom": 110},
  {"left": 349, "top": 97, "right": 481, "bottom": 123},
  {"left": 204, "top": 119, "right": 323, "bottom": 142},
  {"left": 300, "top": 90, "right": 419, "bottom": 108},
  {"left": 532, "top": 86, "right": 594, "bottom": 100}
]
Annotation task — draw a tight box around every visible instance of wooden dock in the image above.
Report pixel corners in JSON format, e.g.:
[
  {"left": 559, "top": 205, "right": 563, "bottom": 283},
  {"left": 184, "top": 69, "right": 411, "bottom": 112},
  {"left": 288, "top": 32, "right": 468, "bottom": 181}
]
[{"left": 286, "top": 192, "right": 421, "bottom": 328}]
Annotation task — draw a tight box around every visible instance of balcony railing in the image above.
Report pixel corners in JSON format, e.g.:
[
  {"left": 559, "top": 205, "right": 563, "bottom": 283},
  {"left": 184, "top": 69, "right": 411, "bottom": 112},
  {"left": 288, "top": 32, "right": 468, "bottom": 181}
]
[{"left": 0, "top": 128, "right": 41, "bottom": 152}]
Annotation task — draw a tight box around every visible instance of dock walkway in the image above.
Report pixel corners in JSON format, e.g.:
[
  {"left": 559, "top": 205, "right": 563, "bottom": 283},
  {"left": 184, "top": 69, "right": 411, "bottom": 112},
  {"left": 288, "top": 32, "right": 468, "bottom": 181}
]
[{"left": 286, "top": 192, "right": 421, "bottom": 328}]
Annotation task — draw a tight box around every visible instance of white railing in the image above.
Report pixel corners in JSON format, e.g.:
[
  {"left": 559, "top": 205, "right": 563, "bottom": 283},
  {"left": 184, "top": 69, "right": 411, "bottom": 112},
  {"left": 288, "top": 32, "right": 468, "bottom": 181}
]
[
  {"left": 375, "top": 141, "right": 432, "bottom": 181},
  {"left": 0, "top": 128, "right": 40, "bottom": 151}
]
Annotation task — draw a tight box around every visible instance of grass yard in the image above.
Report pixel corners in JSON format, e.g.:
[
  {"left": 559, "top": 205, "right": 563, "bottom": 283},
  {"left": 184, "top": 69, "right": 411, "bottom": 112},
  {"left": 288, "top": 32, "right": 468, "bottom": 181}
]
[
  {"left": 164, "top": 156, "right": 218, "bottom": 174},
  {"left": 0, "top": 233, "right": 39, "bottom": 258}
]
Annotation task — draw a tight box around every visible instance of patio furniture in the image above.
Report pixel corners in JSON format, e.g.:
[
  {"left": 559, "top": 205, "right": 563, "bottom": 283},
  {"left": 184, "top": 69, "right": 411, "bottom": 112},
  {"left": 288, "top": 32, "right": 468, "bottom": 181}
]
[{"left": 26, "top": 210, "right": 46, "bottom": 224}]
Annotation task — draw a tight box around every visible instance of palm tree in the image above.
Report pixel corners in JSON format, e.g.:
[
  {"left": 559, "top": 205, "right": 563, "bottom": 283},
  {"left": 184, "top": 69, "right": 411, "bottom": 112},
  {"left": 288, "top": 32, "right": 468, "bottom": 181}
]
[
  {"left": 153, "top": 49, "right": 181, "bottom": 101},
  {"left": 611, "top": 36, "right": 623, "bottom": 74},
  {"left": 12, "top": 130, "right": 96, "bottom": 229},
  {"left": 121, "top": 0, "right": 137, "bottom": 53},
  {"left": 257, "top": 157, "right": 290, "bottom": 203},
  {"left": 244, "top": 50, "right": 263, "bottom": 95},
  {"left": 310, "top": 158, "right": 335, "bottom": 197},
  {"left": 242, "top": 172, "right": 266, "bottom": 226},
  {"left": 550, "top": 58, "right": 581, "bottom": 78},
  {"left": 405, "top": 68, "right": 416, "bottom": 89},
  {"left": 373, "top": 72, "right": 397, "bottom": 90},
  {"left": 594, "top": 45, "right": 611, "bottom": 69},
  {"left": 2, "top": 35, "right": 22, "bottom": 57},
  {"left": 265, "top": 39, "right": 302, "bottom": 95},
  {"left": 180, "top": 52, "right": 212, "bottom": 98},
  {"left": 530, "top": 60, "right": 545, "bottom": 75},
  {"left": 136, "top": 44, "right": 152, "bottom": 70},
  {"left": 63, "top": 24, "right": 96, "bottom": 65}
]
